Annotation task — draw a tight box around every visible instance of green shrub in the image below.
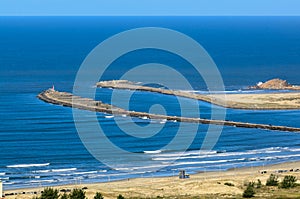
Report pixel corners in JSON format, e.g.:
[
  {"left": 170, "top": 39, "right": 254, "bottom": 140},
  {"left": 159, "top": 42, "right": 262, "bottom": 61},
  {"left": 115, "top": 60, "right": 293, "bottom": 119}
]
[
  {"left": 69, "top": 189, "right": 86, "bottom": 199},
  {"left": 243, "top": 182, "right": 255, "bottom": 198},
  {"left": 40, "top": 187, "right": 60, "bottom": 199},
  {"left": 280, "top": 175, "right": 297, "bottom": 189},
  {"left": 117, "top": 194, "right": 125, "bottom": 199},
  {"left": 61, "top": 193, "right": 69, "bottom": 199},
  {"left": 256, "top": 179, "right": 262, "bottom": 188},
  {"left": 94, "top": 192, "right": 104, "bottom": 199},
  {"left": 266, "top": 174, "right": 279, "bottom": 186}
]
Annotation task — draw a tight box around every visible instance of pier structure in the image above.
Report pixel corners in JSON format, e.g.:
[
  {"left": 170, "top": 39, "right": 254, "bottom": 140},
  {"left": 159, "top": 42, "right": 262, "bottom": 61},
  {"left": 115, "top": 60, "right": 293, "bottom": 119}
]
[{"left": 38, "top": 88, "right": 300, "bottom": 133}]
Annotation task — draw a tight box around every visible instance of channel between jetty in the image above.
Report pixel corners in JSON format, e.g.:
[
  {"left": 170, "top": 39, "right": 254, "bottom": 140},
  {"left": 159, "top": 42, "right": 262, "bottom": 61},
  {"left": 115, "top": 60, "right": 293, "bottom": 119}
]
[{"left": 38, "top": 88, "right": 300, "bottom": 133}]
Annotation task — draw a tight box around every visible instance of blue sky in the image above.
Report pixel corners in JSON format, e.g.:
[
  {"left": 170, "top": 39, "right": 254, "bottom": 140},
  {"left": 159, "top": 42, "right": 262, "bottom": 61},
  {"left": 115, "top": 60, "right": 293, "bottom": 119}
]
[{"left": 0, "top": 0, "right": 300, "bottom": 16}]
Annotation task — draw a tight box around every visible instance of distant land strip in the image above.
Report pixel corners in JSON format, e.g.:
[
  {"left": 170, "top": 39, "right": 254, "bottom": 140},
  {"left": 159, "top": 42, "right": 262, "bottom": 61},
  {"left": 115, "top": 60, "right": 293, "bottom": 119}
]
[
  {"left": 96, "top": 80, "right": 300, "bottom": 110},
  {"left": 38, "top": 89, "right": 300, "bottom": 133}
]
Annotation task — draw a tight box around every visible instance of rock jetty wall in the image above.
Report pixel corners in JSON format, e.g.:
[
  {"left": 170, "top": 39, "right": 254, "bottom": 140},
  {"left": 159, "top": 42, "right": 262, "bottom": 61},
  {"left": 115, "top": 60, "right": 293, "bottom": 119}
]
[
  {"left": 38, "top": 89, "right": 300, "bottom": 133},
  {"left": 96, "top": 80, "right": 222, "bottom": 106}
]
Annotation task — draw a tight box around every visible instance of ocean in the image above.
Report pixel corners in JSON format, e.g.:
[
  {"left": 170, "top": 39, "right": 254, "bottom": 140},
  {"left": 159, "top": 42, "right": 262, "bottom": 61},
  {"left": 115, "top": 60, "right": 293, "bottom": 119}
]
[{"left": 1, "top": 16, "right": 300, "bottom": 189}]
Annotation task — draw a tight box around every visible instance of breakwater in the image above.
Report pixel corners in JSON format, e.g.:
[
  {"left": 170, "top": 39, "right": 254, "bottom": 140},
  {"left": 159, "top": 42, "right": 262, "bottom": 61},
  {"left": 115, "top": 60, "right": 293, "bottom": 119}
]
[{"left": 38, "top": 89, "right": 300, "bottom": 132}]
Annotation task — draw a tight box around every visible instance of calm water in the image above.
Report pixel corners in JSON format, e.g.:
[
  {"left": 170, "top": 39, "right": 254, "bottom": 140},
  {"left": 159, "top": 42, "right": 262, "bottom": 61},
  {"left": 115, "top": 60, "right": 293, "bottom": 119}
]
[{"left": 1, "top": 16, "right": 300, "bottom": 189}]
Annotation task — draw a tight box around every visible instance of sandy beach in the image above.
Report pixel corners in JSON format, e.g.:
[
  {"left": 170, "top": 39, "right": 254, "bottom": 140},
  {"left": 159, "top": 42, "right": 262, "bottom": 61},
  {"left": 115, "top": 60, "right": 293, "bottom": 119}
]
[
  {"left": 4, "top": 161, "right": 300, "bottom": 199},
  {"left": 211, "top": 92, "right": 300, "bottom": 110}
]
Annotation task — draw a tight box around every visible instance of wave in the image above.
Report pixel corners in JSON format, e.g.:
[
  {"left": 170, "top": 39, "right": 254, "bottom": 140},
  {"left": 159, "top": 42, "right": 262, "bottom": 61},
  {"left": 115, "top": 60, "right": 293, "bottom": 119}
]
[
  {"left": 3, "top": 182, "right": 15, "bottom": 185},
  {"left": 105, "top": 115, "right": 114, "bottom": 119},
  {"left": 160, "top": 119, "right": 167, "bottom": 124},
  {"left": 168, "top": 158, "right": 247, "bottom": 167},
  {"left": 58, "top": 173, "right": 73, "bottom": 176},
  {"left": 6, "top": 163, "right": 50, "bottom": 168},
  {"left": 74, "top": 171, "right": 98, "bottom": 175},
  {"left": 99, "top": 170, "right": 107, "bottom": 173},
  {"left": 288, "top": 148, "right": 300, "bottom": 152},
  {"left": 152, "top": 147, "right": 300, "bottom": 161},
  {"left": 144, "top": 150, "right": 162, "bottom": 154},
  {"left": 29, "top": 179, "right": 56, "bottom": 183},
  {"left": 246, "top": 154, "right": 300, "bottom": 162},
  {"left": 140, "top": 116, "right": 149, "bottom": 120},
  {"left": 153, "top": 150, "right": 218, "bottom": 158},
  {"left": 32, "top": 169, "right": 51, "bottom": 173},
  {"left": 86, "top": 174, "right": 107, "bottom": 179},
  {"left": 0, "top": 172, "right": 5, "bottom": 176},
  {"left": 115, "top": 164, "right": 164, "bottom": 171},
  {"left": 51, "top": 168, "right": 77, "bottom": 172}
]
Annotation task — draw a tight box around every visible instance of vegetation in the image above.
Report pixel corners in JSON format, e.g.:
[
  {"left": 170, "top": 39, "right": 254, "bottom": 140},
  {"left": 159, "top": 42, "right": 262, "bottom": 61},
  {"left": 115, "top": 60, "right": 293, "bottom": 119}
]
[
  {"left": 242, "top": 182, "right": 255, "bottom": 198},
  {"left": 117, "top": 194, "right": 125, "bottom": 199},
  {"left": 280, "top": 175, "right": 298, "bottom": 189},
  {"left": 256, "top": 179, "right": 262, "bottom": 189},
  {"left": 40, "top": 188, "right": 60, "bottom": 199},
  {"left": 69, "top": 189, "right": 86, "bottom": 199},
  {"left": 61, "top": 193, "right": 69, "bottom": 199},
  {"left": 266, "top": 174, "right": 279, "bottom": 186},
  {"left": 28, "top": 175, "right": 300, "bottom": 199},
  {"left": 94, "top": 192, "right": 104, "bottom": 199}
]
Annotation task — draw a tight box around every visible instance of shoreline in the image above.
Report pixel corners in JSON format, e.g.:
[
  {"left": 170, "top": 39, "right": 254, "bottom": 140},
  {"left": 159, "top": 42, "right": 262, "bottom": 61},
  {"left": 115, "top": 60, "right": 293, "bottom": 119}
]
[{"left": 4, "top": 161, "right": 300, "bottom": 198}]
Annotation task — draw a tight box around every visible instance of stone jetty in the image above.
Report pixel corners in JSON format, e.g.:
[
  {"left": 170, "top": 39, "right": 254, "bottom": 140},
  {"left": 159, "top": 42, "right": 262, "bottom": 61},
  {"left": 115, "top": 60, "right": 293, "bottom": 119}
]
[
  {"left": 38, "top": 88, "right": 300, "bottom": 132},
  {"left": 97, "top": 80, "right": 221, "bottom": 106}
]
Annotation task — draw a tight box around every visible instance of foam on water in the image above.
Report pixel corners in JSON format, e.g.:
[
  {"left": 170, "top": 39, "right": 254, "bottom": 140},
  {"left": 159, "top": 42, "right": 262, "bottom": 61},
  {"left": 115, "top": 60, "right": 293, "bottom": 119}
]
[
  {"left": 144, "top": 150, "right": 162, "bottom": 154},
  {"left": 51, "top": 168, "right": 77, "bottom": 172},
  {"left": 6, "top": 163, "right": 50, "bottom": 168}
]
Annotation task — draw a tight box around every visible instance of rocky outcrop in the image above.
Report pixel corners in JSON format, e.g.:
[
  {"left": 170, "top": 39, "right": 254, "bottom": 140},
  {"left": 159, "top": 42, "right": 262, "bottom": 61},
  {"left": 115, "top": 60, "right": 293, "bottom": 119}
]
[{"left": 250, "top": 78, "right": 300, "bottom": 90}]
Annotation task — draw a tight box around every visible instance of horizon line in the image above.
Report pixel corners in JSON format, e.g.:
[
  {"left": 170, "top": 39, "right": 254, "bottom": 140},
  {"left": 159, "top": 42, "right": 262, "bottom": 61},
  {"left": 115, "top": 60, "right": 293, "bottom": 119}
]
[{"left": 1, "top": 15, "right": 300, "bottom": 17}]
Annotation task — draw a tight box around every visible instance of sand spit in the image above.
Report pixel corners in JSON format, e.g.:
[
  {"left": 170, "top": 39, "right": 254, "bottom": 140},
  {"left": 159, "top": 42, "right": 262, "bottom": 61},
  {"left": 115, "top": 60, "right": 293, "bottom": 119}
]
[{"left": 97, "top": 80, "right": 300, "bottom": 110}]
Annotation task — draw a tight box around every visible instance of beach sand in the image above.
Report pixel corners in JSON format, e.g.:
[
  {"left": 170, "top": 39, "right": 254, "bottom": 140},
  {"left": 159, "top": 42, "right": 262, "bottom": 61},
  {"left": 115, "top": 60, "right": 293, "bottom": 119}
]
[
  {"left": 211, "top": 92, "right": 300, "bottom": 109},
  {"left": 97, "top": 80, "right": 300, "bottom": 110},
  {"left": 5, "top": 161, "right": 300, "bottom": 199}
]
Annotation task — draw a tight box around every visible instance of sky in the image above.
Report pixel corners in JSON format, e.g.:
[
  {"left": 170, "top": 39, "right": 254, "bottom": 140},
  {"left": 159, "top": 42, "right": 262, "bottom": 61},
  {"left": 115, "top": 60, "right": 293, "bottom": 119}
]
[{"left": 0, "top": 0, "right": 300, "bottom": 16}]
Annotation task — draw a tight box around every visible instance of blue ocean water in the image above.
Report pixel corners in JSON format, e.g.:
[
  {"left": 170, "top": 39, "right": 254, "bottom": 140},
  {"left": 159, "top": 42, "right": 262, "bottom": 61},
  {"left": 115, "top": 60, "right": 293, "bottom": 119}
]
[{"left": 1, "top": 16, "right": 300, "bottom": 189}]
